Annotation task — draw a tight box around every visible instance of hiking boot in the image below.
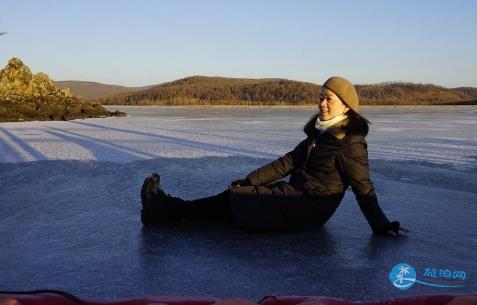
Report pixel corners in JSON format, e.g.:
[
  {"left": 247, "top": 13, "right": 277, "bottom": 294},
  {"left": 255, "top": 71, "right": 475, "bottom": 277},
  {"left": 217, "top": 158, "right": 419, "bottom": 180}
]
[{"left": 140, "top": 172, "right": 169, "bottom": 224}]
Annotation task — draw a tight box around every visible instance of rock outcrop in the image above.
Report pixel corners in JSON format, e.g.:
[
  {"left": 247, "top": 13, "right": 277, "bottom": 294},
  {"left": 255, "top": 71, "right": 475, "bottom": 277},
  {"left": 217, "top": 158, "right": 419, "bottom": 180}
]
[{"left": 0, "top": 57, "right": 125, "bottom": 122}]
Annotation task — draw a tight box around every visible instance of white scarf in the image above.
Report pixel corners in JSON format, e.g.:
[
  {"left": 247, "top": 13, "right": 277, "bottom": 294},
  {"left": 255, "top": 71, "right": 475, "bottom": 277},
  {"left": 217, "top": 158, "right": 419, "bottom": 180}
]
[{"left": 315, "top": 113, "right": 348, "bottom": 135}]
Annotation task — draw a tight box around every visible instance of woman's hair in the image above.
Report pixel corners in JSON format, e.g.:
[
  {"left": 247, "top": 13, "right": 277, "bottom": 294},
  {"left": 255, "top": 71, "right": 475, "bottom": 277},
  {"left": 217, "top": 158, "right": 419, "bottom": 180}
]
[{"left": 344, "top": 109, "right": 370, "bottom": 136}]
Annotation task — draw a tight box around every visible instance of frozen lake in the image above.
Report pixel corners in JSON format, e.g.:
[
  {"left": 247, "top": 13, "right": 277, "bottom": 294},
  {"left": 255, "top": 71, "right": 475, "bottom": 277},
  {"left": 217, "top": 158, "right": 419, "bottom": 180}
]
[
  {"left": 1, "top": 106, "right": 477, "bottom": 170},
  {"left": 0, "top": 106, "right": 476, "bottom": 301}
]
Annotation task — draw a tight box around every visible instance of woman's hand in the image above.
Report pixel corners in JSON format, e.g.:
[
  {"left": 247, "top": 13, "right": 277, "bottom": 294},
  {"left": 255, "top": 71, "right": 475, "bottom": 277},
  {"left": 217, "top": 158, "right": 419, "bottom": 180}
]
[{"left": 386, "top": 221, "right": 411, "bottom": 237}]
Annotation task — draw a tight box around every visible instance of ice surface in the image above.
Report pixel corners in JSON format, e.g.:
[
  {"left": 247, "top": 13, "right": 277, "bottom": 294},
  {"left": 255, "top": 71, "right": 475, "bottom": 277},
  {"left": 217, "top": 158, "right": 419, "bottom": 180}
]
[
  {"left": 1, "top": 106, "right": 476, "bottom": 170},
  {"left": 0, "top": 106, "right": 476, "bottom": 301}
]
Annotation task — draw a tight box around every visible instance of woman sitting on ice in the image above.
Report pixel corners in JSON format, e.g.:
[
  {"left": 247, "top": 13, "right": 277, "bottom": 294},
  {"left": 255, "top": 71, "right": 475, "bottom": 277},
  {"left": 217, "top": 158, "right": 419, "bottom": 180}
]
[{"left": 139, "top": 76, "right": 410, "bottom": 237}]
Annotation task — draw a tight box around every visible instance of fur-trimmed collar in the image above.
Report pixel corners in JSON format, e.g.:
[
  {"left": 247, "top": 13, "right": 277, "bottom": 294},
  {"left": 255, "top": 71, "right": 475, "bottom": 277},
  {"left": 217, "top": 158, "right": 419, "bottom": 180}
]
[{"left": 303, "top": 112, "right": 350, "bottom": 140}]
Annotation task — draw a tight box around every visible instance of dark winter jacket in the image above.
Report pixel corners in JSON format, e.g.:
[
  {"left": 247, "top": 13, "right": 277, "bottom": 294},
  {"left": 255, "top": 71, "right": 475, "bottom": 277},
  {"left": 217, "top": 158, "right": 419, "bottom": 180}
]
[{"left": 228, "top": 113, "right": 397, "bottom": 234}]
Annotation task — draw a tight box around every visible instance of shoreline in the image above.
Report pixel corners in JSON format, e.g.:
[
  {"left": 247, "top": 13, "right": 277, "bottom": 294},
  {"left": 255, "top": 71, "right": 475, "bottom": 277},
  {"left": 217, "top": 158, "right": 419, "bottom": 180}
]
[{"left": 104, "top": 104, "right": 477, "bottom": 109}]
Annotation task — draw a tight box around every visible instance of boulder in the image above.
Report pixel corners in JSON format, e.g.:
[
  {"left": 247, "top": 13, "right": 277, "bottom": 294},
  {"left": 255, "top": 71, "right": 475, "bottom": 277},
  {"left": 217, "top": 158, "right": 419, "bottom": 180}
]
[{"left": 0, "top": 57, "right": 33, "bottom": 94}]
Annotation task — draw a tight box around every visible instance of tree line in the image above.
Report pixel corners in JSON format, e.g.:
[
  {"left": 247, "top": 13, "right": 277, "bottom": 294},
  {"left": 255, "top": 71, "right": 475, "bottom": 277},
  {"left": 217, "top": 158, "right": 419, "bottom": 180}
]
[{"left": 91, "top": 76, "right": 476, "bottom": 106}]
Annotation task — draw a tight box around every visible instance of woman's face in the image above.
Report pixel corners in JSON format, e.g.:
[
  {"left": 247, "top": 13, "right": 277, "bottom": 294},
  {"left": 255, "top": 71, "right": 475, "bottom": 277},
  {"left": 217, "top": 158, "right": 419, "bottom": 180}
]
[{"left": 319, "top": 88, "right": 349, "bottom": 120}]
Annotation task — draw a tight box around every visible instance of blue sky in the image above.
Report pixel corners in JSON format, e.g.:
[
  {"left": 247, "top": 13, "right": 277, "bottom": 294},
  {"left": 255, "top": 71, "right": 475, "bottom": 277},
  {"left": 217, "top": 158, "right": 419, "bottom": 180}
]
[{"left": 1, "top": 0, "right": 476, "bottom": 87}]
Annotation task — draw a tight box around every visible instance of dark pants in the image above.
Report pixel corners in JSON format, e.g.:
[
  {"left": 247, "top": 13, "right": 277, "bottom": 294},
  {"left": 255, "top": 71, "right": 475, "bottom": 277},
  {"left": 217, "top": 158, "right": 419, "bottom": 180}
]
[
  {"left": 164, "top": 182, "right": 342, "bottom": 232},
  {"left": 165, "top": 189, "right": 235, "bottom": 222},
  {"left": 227, "top": 181, "right": 342, "bottom": 232}
]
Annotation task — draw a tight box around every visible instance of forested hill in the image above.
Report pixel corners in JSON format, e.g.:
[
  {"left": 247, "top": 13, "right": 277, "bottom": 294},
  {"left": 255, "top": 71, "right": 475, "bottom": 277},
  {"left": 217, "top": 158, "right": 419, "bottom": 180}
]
[
  {"left": 89, "top": 76, "right": 477, "bottom": 106},
  {"left": 92, "top": 77, "right": 320, "bottom": 106}
]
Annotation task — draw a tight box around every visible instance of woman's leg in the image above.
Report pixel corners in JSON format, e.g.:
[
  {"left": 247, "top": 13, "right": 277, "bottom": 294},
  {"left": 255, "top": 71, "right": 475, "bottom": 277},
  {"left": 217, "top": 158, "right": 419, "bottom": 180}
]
[
  {"left": 165, "top": 189, "right": 234, "bottom": 222},
  {"left": 140, "top": 172, "right": 234, "bottom": 223},
  {"left": 228, "top": 181, "right": 341, "bottom": 232}
]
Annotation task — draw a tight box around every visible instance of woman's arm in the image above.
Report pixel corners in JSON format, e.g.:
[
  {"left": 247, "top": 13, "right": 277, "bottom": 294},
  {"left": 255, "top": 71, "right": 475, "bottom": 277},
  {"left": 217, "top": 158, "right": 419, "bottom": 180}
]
[
  {"left": 339, "top": 137, "right": 397, "bottom": 235},
  {"left": 244, "top": 137, "right": 311, "bottom": 186}
]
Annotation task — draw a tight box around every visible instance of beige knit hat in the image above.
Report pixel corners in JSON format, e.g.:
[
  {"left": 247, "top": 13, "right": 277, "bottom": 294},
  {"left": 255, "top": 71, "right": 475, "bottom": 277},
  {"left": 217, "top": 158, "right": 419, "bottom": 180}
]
[{"left": 322, "top": 76, "right": 363, "bottom": 118}]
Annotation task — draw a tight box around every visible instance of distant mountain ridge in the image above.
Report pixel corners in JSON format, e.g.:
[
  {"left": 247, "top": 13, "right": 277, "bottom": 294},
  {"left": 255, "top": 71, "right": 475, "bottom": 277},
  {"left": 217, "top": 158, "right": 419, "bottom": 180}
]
[
  {"left": 452, "top": 87, "right": 477, "bottom": 98},
  {"left": 84, "top": 76, "right": 477, "bottom": 106},
  {"left": 55, "top": 81, "right": 154, "bottom": 99}
]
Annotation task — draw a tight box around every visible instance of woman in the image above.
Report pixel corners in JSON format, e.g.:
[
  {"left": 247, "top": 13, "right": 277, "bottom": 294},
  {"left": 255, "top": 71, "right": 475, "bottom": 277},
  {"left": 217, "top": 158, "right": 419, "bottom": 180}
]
[{"left": 140, "top": 76, "right": 410, "bottom": 237}]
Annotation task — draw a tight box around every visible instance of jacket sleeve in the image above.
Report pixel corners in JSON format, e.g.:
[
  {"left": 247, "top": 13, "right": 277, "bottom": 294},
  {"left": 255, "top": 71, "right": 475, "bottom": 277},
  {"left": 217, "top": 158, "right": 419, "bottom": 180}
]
[
  {"left": 340, "top": 138, "right": 391, "bottom": 235},
  {"left": 246, "top": 137, "right": 311, "bottom": 186}
]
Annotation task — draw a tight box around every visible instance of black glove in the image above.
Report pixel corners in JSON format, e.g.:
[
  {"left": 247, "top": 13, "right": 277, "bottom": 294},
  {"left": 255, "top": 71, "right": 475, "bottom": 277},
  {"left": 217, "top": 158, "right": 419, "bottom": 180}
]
[{"left": 230, "top": 178, "right": 251, "bottom": 187}]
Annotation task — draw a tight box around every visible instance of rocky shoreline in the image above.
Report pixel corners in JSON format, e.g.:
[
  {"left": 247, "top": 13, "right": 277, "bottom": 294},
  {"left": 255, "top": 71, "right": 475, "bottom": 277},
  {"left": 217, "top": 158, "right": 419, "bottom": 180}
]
[{"left": 0, "top": 57, "right": 125, "bottom": 122}]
